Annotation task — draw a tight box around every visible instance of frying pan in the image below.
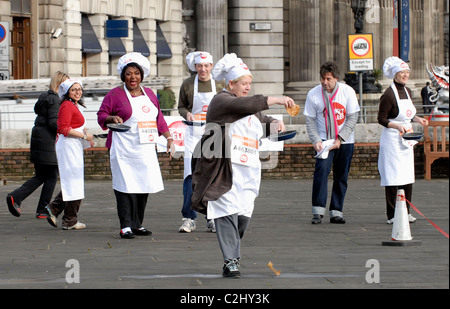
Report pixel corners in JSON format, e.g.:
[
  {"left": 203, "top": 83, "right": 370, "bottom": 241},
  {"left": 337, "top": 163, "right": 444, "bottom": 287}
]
[
  {"left": 93, "top": 134, "right": 108, "bottom": 138},
  {"left": 107, "top": 123, "right": 131, "bottom": 132},
  {"left": 402, "top": 133, "right": 423, "bottom": 140},
  {"left": 267, "top": 130, "right": 298, "bottom": 142},
  {"left": 182, "top": 120, "right": 205, "bottom": 127}
]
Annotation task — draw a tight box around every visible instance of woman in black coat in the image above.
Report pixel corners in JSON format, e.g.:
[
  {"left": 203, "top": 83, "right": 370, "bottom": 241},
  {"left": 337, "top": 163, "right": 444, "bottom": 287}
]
[{"left": 6, "top": 71, "right": 69, "bottom": 218}]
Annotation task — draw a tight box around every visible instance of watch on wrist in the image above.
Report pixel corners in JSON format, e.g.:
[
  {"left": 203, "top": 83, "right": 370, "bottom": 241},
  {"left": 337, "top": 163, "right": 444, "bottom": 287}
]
[{"left": 83, "top": 134, "right": 87, "bottom": 140}]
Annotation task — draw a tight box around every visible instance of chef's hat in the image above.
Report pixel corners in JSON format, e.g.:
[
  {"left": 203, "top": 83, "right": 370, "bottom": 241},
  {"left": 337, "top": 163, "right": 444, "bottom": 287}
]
[
  {"left": 212, "top": 53, "right": 252, "bottom": 84},
  {"left": 186, "top": 51, "right": 213, "bottom": 72},
  {"left": 383, "top": 56, "right": 410, "bottom": 79},
  {"left": 58, "top": 79, "right": 83, "bottom": 98},
  {"left": 117, "top": 52, "right": 150, "bottom": 78}
]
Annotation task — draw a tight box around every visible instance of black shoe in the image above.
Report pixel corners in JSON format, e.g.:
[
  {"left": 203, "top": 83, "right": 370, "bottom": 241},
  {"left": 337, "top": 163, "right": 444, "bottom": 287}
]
[
  {"left": 6, "top": 195, "right": 21, "bottom": 217},
  {"left": 330, "top": 216, "right": 346, "bottom": 224},
  {"left": 132, "top": 227, "right": 152, "bottom": 236},
  {"left": 120, "top": 230, "right": 135, "bottom": 239},
  {"left": 311, "top": 214, "right": 322, "bottom": 224},
  {"left": 222, "top": 259, "right": 241, "bottom": 278}
]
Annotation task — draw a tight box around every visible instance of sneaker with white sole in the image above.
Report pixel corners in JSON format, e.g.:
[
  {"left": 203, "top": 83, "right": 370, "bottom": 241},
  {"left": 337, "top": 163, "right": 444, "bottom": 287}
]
[
  {"left": 408, "top": 214, "right": 417, "bottom": 223},
  {"left": 179, "top": 218, "right": 196, "bottom": 233},
  {"left": 44, "top": 205, "right": 58, "bottom": 228},
  {"left": 387, "top": 214, "right": 417, "bottom": 225},
  {"left": 223, "top": 258, "right": 241, "bottom": 278},
  {"left": 62, "top": 221, "right": 86, "bottom": 230},
  {"left": 206, "top": 219, "right": 216, "bottom": 233}
]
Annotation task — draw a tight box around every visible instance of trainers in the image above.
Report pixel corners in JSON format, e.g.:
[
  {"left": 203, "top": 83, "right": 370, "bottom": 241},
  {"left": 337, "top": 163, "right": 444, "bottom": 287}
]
[
  {"left": 6, "top": 195, "right": 21, "bottom": 217},
  {"left": 408, "top": 214, "right": 417, "bottom": 223},
  {"left": 36, "top": 213, "right": 48, "bottom": 219},
  {"left": 179, "top": 218, "right": 196, "bottom": 233},
  {"left": 330, "top": 216, "right": 346, "bottom": 224},
  {"left": 206, "top": 219, "right": 216, "bottom": 233},
  {"left": 223, "top": 259, "right": 241, "bottom": 278},
  {"left": 44, "top": 205, "right": 57, "bottom": 228},
  {"left": 311, "top": 214, "right": 322, "bottom": 224},
  {"left": 62, "top": 222, "right": 86, "bottom": 230},
  {"left": 386, "top": 218, "right": 394, "bottom": 225}
]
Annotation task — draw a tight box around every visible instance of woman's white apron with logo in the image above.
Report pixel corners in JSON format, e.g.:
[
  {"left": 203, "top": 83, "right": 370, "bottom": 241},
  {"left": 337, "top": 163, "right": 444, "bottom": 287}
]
[
  {"left": 110, "top": 86, "right": 164, "bottom": 194},
  {"left": 207, "top": 115, "right": 263, "bottom": 220},
  {"left": 56, "top": 104, "right": 89, "bottom": 201},
  {"left": 183, "top": 75, "right": 216, "bottom": 179},
  {"left": 378, "top": 83, "right": 417, "bottom": 186}
]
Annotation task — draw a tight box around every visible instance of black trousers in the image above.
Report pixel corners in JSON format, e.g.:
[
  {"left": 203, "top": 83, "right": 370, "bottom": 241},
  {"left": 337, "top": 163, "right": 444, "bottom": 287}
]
[
  {"left": 385, "top": 184, "right": 413, "bottom": 220},
  {"left": 9, "top": 163, "right": 58, "bottom": 213},
  {"left": 114, "top": 190, "right": 149, "bottom": 229}
]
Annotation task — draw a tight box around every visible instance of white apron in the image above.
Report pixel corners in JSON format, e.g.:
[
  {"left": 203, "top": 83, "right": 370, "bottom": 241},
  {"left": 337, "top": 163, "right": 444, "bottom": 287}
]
[
  {"left": 109, "top": 86, "right": 164, "bottom": 194},
  {"left": 183, "top": 75, "right": 216, "bottom": 179},
  {"left": 378, "top": 83, "right": 417, "bottom": 186},
  {"left": 207, "top": 115, "right": 263, "bottom": 220},
  {"left": 56, "top": 104, "right": 89, "bottom": 201}
]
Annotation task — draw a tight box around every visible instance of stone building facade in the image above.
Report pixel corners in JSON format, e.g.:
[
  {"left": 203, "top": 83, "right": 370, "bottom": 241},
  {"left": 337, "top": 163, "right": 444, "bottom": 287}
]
[
  {"left": 0, "top": 0, "right": 184, "bottom": 92},
  {"left": 1, "top": 0, "right": 447, "bottom": 97}
]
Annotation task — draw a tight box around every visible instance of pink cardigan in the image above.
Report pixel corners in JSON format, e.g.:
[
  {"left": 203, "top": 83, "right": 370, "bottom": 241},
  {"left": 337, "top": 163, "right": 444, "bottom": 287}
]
[{"left": 97, "top": 86, "right": 169, "bottom": 149}]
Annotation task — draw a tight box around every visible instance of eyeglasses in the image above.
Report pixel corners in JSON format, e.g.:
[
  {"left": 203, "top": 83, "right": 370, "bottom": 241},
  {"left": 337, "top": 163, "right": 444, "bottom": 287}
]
[{"left": 70, "top": 88, "right": 83, "bottom": 93}]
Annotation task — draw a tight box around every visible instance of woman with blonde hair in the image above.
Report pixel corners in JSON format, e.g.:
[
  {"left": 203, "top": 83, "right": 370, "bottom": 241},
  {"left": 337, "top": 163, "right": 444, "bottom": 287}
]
[
  {"left": 7, "top": 71, "right": 69, "bottom": 218},
  {"left": 191, "top": 53, "right": 296, "bottom": 277}
]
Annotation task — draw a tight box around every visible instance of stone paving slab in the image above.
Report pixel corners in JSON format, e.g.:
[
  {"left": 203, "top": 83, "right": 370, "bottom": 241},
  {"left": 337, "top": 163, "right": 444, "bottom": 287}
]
[{"left": 0, "top": 179, "right": 448, "bottom": 297}]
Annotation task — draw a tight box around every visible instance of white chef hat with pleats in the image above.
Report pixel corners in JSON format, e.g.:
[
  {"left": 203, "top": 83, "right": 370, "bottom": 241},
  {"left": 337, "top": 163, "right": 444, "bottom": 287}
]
[
  {"left": 58, "top": 79, "right": 83, "bottom": 98},
  {"left": 117, "top": 52, "right": 150, "bottom": 78},
  {"left": 186, "top": 51, "right": 213, "bottom": 72},
  {"left": 212, "top": 53, "right": 252, "bottom": 84},
  {"left": 383, "top": 56, "right": 410, "bottom": 79}
]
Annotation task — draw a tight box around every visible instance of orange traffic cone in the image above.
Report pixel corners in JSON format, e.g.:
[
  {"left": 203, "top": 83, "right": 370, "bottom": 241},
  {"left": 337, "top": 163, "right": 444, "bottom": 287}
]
[{"left": 382, "top": 189, "right": 421, "bottom": 246}]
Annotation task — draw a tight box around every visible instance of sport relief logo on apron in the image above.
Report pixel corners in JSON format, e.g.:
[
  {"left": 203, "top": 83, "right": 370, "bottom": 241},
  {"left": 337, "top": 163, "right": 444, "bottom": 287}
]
[
  {"left": 183, "top": 75, "right": 216, "bottom": 179},
  {"left": 109, "top": 86, "right": 164, "bottom": 194},
  {"left": 378, "top": 83, "right": 416, "bottom": 186}
]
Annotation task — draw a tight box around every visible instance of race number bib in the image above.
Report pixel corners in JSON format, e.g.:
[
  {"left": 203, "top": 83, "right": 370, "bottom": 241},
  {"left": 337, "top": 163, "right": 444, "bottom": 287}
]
[
  {"left": 230, "top": 135, "right": 259, "bottom": 167},
  {"left": 138, "top": 121, "right": 158, "bottom": 144}
]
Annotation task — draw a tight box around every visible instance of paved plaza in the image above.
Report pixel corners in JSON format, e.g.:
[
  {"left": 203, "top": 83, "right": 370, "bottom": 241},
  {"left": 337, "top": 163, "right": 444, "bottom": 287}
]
[{"left": 0, "top": 178, "right": 448, "bottom": 296}]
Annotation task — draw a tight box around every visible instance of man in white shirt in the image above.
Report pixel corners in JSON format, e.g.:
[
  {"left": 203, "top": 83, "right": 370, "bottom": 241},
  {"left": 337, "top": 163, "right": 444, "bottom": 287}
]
[{"left": 303, "top": 61, "right": 360, "bottom": 224}]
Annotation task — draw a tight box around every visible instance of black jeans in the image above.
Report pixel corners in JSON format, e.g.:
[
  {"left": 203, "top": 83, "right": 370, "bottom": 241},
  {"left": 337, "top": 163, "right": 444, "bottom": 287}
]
[{"left": 9, "top": 163, "right": 58, "bottom": 213}]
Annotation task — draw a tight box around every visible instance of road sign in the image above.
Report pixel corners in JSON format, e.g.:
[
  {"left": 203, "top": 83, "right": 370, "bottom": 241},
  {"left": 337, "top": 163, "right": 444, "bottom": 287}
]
[
  {"left": 0, "top": 22, "right": 9, "bottom": 71},
  {"left": 348, "top": 33, "right": 374, "bottom": 72}
]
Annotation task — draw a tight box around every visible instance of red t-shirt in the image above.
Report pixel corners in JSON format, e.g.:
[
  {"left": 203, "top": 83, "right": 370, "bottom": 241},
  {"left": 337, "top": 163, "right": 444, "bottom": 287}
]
[{"left": 57, "top": 100, "right": 85, "bottom": 136}]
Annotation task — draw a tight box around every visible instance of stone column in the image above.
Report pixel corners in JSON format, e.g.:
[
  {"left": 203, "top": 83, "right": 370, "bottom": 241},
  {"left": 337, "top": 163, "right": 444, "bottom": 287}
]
[
  {"left": 289, "top": 0, "right": 320, "bottom": 82},
  {"left": 196, "top": 0, "right": 227, "bottom": 64}
]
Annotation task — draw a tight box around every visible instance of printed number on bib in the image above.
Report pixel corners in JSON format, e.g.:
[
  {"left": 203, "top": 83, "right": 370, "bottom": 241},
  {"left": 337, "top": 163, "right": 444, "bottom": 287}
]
[
  {"left": 138, "top": 121, "right": 158, "bottom": 144},
  {"left": 230, "top": 135, "right": 259, "bottom": 167}
]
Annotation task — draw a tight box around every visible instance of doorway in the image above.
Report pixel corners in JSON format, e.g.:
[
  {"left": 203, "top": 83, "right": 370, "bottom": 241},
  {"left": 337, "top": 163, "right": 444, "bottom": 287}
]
[{"left": 11, "top": 17, "right": 32, "bottom": 79}]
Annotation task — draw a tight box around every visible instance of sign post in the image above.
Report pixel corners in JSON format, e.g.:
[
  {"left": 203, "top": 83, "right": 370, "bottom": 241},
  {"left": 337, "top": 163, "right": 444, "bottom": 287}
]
[
  {"left": 348, "top": 33, "right": 374, "bottom": 123},
  {"left": 0, "top": 21, "right": 10, "bottom": 80}
]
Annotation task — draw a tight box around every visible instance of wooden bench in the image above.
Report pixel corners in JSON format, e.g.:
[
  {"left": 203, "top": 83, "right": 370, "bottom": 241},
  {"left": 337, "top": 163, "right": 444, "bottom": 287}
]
[{"left": 423, "top": 121, "right": 449, "bottom": 180}]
